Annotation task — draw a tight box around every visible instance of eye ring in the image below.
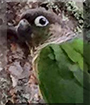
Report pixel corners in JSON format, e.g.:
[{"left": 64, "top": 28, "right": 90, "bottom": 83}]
[{"left": 34, "top": 16, "right": 49, "bottom": 27}]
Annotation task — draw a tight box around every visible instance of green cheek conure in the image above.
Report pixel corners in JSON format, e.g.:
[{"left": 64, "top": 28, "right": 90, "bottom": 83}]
[{"left": 8, "top": 7, "right": 90, "bottom": 104}]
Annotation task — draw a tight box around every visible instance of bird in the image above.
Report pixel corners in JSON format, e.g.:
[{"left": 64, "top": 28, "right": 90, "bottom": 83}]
[
  {"left": 7, "top": 7, "right": 87, "bottom": 104},
  {"left": 18, "top": 8, "right": 90, "bottom": 104}
]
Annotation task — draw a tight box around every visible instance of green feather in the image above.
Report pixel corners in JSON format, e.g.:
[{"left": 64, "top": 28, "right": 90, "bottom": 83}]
[{"left": 36, "top": 38, "right": 90, "bottom": 104}]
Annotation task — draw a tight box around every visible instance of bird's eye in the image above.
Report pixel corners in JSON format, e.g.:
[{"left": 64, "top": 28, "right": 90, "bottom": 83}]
[{"left": 34, "top": 16, "right": 49, "bottom": 27}]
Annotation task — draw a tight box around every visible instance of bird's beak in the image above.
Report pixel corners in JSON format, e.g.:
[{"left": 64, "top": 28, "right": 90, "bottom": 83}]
[
  {"left": 16, "top": 19, "right": 32, "bottom": 43},
  {"left": 17, "top": 19, "right": 32, "bottom": 31}
]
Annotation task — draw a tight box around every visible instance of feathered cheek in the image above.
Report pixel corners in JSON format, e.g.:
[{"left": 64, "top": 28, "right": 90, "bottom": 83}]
[{"left": 49, "top": 23, "right": 62, "bottom": 36}]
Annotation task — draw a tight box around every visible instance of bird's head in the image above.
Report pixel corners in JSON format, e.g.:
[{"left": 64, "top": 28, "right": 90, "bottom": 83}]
[{"left": 17, "top": 8, "right": 75, "bottom": 48}]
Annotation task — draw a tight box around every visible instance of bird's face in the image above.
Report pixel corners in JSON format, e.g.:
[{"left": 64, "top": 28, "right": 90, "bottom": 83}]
[{"left": 17, "top": 8, "right": 62, "bottom": 47}]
